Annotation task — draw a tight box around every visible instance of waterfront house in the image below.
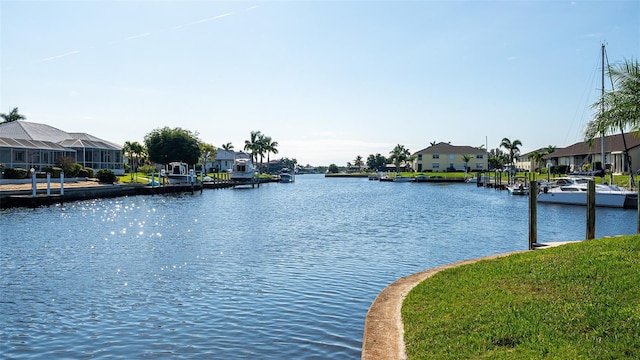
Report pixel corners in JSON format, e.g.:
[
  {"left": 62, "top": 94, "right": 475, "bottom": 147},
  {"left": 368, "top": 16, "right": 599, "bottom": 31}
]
[
  {"left": 514, "top": 148, "right": 550, "bottom": 172},
  {"left": 0, "top": 121, "right": 124, "bottom": 175},
  {"left": 208, "top": 149, "right": 250, "bottom": 173},
  {"left": 542, "top": 132, "right": 640, "bottom": 174},
  {"left": 412, "top": 142, "right": 487, "bottom": 172}
]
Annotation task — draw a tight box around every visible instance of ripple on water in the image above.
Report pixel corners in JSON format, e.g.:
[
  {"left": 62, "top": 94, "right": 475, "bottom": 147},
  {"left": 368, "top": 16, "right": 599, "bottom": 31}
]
[{"left": 1, "top": 176, "right": 636, "bottom": 358}]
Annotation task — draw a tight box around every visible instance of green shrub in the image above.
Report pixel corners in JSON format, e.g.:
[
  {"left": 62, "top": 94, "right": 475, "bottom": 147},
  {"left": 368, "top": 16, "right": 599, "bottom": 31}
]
[
  {"left": 42, "top": 167, "right": 63, "bottom": 178},
  {"left": 77, "top": 167, "right": 94, "bottom": 178},
  {"left": 4, "top": 168, "right": 28, "bottom": 179},
  {"left": 84, "top": 167, "right": 95, "bottom": 178},
  {"left": 96, "top": 169, "right": 117, "bottom": 183},
  {"left": 69, "top": 163, "right": 82, "bottom": 177}
]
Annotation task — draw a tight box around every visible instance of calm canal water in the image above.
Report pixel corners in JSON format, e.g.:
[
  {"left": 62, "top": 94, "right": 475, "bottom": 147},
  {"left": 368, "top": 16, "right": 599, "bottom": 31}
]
[{"left": 1, "top": 174, "right": 637, "bottom": 359}]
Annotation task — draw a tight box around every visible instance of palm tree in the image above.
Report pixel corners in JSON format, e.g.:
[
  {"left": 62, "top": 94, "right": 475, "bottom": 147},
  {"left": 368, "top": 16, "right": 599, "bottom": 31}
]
[
  {"left": 255, "top": 134, "right": 268, "bottom": 173},
  {"left": 461, "top": 154, "right": 472, "bottom": 179},
  {"left": 389, "top": 144, "right": 410, "bottom": 174},
  {"left": 244, "top": 131, "right": 262, "bottom": 166},
  {"left": 500, "top": 137, "right": 522, "bottom": 169},
  {"left": 122, "top": 141, "right": 145, "bottom": 181},
  {"left": 122, "top": 141, "right": 134, "bottom": 180},
  {"left": 222, "top": 142, "right": 234, "bottom": 151},
  {"left": 264, "top": 136, "right": 279, "bottom": 174},
  {"left": 585, "top": 58, "right": 640, "bottom": 140},
  {"left": 544, "top": 145, "right": 556, "bottom": 155},
  {"left": 353, "top": 155, "right": 364, "bottom": 170},
  {"left": 584, "top": 57, "right": 639, "bottom": 183},
  {"left": 1, "top": 107, "right": 26, "bottom": 123},
  {"left": 529, "top": 151, "right": 545, "bottom": 173}
]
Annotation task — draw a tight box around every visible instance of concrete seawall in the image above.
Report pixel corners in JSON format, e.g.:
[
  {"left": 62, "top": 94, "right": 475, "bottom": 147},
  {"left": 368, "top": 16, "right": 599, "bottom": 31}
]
[{"left": 0, "top": 183, "right": 216, "bottom": 209}]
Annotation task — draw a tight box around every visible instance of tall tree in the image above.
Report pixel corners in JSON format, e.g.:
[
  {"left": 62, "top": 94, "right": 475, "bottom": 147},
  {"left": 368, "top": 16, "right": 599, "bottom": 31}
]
[
  {"left": 123, "top": 141, "right": 145, "bottom": 180},
  {"left": 122, "top": 141, "right": 134, "bottom": 178},
  {"left": 1, "top": 107, "right": 26, "bottom": 123},
  {"left": 461, "top": 154, "right": 472, "bottom": 179},
  {"left": 353, "top": 155, "right": 364, "bottom": 168},
  {"left": 222, "top": 142, "right": 234, "bottom": 151},
  {"left": 544, "top": 145, "right": 556, "bottom": 155},
  {"left": 244, "top": 131, "right": 262, "bottom": 166},
  {"left": 366, "top": 153, "right": 387, "bottom": 171},
  {"left": 585, "top": 58, "right": 640, "bottom": 140},
  {"left": 500, "top": 137, "right": 522, "bottom": 168},
  {"left": 264, "top": 136, "right": 279, "bottom": 174},
  {"left": 389, "top": 144, "right": 410, "bottom": 173},
  {"left": 199, "top": 142, "right": 217, "bottom": 174},
  {"left": 144, "top": 127, "right": 201, "bottom": 166},
  {"left": 529, "top": 151, "right": 545, "bottom": 172},
  {"left": 584, "top": 57, "right": 639, "bottom": 182}
]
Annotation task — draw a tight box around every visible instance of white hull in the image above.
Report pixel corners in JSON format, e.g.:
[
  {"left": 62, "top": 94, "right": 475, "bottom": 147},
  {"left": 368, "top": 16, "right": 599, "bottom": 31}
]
[
  {"left": 538, "top": 189, "right": 634, "bottom": 208},
  {"left": 280, "top": 175, "right": 294, "bottom": 183},
  {"left": 166, "top": 175, "right": 194, "bottom": 184},
  {"left": 162, "top": 162, "right": 195, "bottom": 184},
  {"left": 230, "top": 173, "right": 255, "bottom": 183},
  {"left": 507, "top": 184, "right": 529, "bottom": 195}
]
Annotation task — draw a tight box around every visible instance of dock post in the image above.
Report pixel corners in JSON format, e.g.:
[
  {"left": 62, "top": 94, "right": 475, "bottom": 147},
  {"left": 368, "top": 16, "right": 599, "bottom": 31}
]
[
  {"left": 47, "top": 173, "right": 51, "bottom": 196},
  {"left": 31, "top": 168, "right": 36, "bottom": 198},
  {"left": 528, "top": 181, "right": 537, "bottom": 250},
  {"left": 586, "top": 180, "right": 595, "bottom": 240}
]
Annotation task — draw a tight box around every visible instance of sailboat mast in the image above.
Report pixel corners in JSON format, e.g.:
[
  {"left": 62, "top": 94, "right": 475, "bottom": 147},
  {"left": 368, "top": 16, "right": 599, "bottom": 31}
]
[{"left": 600, "top": 43, "right": 605, "bottom": 176}]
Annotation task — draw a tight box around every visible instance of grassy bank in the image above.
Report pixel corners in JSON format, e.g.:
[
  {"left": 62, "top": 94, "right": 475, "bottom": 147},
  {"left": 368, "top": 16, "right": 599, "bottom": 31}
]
[{"left": 402, "top": 235, "right": 640, "bottom": 359}]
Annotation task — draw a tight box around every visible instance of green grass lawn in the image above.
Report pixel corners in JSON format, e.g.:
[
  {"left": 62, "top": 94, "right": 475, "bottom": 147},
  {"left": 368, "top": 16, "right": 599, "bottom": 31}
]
[{"left": 402, "top": 235, "right": 640, "bottom": 359}]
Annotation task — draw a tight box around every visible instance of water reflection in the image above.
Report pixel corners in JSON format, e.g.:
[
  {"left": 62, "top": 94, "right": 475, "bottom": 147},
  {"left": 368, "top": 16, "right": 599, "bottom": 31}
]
[{"left": 1, "top": 175, "right": 636, "bottom": 358}]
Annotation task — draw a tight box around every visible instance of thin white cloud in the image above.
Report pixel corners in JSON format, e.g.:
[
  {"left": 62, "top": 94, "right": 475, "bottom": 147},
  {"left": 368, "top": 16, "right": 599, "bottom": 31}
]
[
  {"left": 40, "top": 50, "right": 81, "bottom": 62},
  {"left": 125, "top": 32, "right": 152, "bottom": 41},
  {"left": 579, "top": 33, "right": 601, "bottom": 39},
  {"left": 174, "top": 12, "right": 233, "bottom": 29},
  {"left": 507, "top": 56, "right": 518, "bottom": 61},
  {"left": 246, "top": 6, "right": 259, "bottom": 11}
]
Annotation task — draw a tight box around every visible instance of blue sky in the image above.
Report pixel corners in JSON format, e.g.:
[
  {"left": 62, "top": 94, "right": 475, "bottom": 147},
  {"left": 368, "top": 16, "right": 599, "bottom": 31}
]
[{"left": 2, "top": 1, "right": 639, "bottom": 166}]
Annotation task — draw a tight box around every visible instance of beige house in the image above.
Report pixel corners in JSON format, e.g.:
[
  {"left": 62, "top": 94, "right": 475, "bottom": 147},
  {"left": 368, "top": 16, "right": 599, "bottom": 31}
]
[{"left": 412, "top": 142, "right": 487, "bottom": 172}]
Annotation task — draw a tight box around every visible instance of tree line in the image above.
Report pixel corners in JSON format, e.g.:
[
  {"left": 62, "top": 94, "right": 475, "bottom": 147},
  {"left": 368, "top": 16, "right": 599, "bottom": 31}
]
[{"left": 3, "top": 56, "right": 637, "bottom": 174}]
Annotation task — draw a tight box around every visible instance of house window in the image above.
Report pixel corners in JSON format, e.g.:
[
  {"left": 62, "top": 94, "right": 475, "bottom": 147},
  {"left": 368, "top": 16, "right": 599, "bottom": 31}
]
[
  {"left": 449, "top": 163, "right": 454, "bottom": 169},
  {"left": 432, "top": 163, "right": 440, "bottom": 169},
  {"left": 13, "top": 151, "right": 25, "bottom": 162},
  {"left": 476, "top": 154, "right": 483, "bottom": 159},
  {"left": 432, "top": 154, "right": 439, "bottom": 159},
  {"left": 418, "top": 154, "right": 422, "bottom": 161},
  {"left": 475, "top": 163, "right": 484, "bottom": 169}
]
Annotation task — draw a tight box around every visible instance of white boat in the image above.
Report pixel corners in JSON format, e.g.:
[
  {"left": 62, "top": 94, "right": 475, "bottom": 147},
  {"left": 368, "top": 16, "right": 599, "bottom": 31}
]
[
  {"left": 230, "top": 158, "right": 256, "bottom": 184},
  {"left": 162, "top": 162, "right": 195, "bottom": 184},
  {"left": 507, "top": 177, "right": 529, "bottom": 195},
  {"left": 279, "top": 168, "right": 295, "bottom": 183},
  {"left": 507, "top": 183, "right": 529, "bottom": 196},
  {"left": 537, "top": 177, "right": 637, "bottom": 208}
]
